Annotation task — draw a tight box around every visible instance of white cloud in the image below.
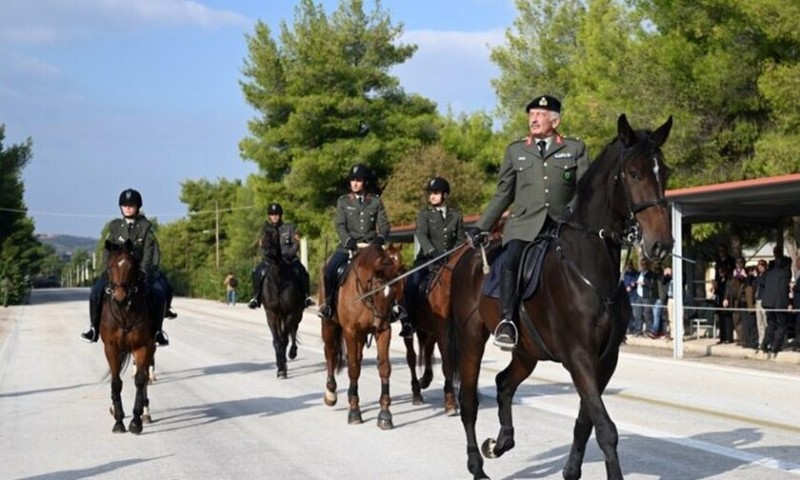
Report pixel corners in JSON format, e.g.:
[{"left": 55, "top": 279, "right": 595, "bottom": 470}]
[
  {"left": 395, "top": 28, "right": 506, "bottom": 115},
  {"left": 0, "top": 0, "right": 250, "bottom": 45}
]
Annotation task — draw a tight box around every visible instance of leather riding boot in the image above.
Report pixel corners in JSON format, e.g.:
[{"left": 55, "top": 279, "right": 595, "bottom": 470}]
[
  {"left": 153, "top": 314, "right": 169, "bottom": 347},
  {"left": 317, "top": 274, "right": 335, "bottom": 320},
  {"left": 80, "top": 297, "right": 102, "bottom": 343},
  {"left": 494, "top": 270, "right": 519, "bottom": 350}
]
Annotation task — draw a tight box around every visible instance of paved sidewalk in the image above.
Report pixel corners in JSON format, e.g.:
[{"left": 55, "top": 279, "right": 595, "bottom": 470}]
[{"left": 624, "top": 334, "right": 800, "bottom": 365}]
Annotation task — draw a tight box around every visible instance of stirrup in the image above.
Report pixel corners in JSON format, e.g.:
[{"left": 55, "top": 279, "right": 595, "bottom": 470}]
[
  {"left": 304, "top": 297, "right": 315, "bottom": 308},
  {"left": 165, "top": 308, "right": 178, "bottom": 319},
  {"left": 80, "top": 327, "right": 98, "bottom": 343},
  {"left": 155, "top": 330, "right": 170, "bottom": 347},
  {"left": 492, "top": 320, "right": 517, "bottom": 351},
  {"left": 392, "top": 304, "right": 408, "bottom": 322},
  {"left": 248, "top": 298, "right": 260, "bottom": 309},
  {"left": 398, "top": 322, "right": 415, "bottom": 339},
  {"left": 317, "top": 304, "right": 333, "bottom": 320}
]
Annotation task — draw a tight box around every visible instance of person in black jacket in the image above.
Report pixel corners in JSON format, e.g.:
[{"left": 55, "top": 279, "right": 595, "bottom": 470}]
[{"left": 760, "top": 256, "right": 792, "bottom": 356}]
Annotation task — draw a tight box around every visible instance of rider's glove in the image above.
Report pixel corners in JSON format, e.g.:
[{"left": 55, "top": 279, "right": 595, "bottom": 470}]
[
  {"left": 344, "top": 238, "right": 357, "bottom": 250},
  {"left": 465, "top": 227, "right": 488, "bottom": 248},
  {"left": 373, "top": 236, "right": 385, "bottom": 247}
]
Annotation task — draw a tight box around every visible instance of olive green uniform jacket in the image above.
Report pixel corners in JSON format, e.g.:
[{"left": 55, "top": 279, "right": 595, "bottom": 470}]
[
  {"left": 476, "top": 134, "right": 589, "bottom": 244},
  {"left": 259, "top": 221, "right": 300, "bottom": 259},
  {"left": 335, "top": 193, "right": 390, "bottom": 249},
  {"left": 102, "top": 215, "right": 159, "bottom": 274},
  {"left": 415, "top": 204, "right": 464, "bottom": 259}
]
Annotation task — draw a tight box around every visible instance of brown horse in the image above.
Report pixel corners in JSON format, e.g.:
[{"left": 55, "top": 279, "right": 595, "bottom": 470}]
[
  {"left": 320, "top": 243, "right": 405, "bottom": 429},
  {"left": 259, "top": 223, "right": 305, "bottom": 378},
  {"left": 449, "top": 114, "right": 673, "bottom": 479},
  {"left": 402, "top": 242, "right": 475, "bottom": 415},
  {"left": 100, "top": 239, "right": 155, "bottom": 434}
]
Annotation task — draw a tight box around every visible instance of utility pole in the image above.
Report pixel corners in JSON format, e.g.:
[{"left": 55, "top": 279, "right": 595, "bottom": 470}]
[{"left": 215, "top": 201, "right": 220, "bottom": 269}]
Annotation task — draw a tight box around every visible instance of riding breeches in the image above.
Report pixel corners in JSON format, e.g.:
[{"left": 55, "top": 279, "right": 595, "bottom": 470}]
[{"left": 323, "top": 250, "right": 350, "bottom": 304}]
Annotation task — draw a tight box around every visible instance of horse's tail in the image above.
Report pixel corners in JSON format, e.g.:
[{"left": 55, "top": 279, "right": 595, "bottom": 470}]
[
  {"left": 100, "top": 351, "right": 132, "bottom": 382},
  {"left": 333, "top": 323, "right": 346, "bottom": 374}
]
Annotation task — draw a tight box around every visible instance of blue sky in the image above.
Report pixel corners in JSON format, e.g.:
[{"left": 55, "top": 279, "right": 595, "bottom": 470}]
[{"left": 1, "top": 0, "right": 515, "bottom": 237}]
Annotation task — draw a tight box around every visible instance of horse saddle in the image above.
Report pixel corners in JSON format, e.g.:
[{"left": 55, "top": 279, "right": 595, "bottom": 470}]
[{"left": 482, "top": 235, "right": 554, "bottom": 301}]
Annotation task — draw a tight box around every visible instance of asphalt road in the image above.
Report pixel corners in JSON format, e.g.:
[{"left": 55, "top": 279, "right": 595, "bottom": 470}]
[{"left": 2, "top": 289, "right": 800, "bottom": 479}]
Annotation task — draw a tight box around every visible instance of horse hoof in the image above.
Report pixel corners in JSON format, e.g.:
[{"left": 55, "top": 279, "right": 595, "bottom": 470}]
[
  {"left": 377, "top": 410, "right": 393, "bottom": 430},
  {"left": 142, "top": 414, "right": 152, "bottom": 424},
  {"left": 481, "top": 438, "right": 499, "bottom": 459},
  {"left": 324, "top": 391, "right": 337, "bottom": 407},
  {"left": 348, "top": 410, "right": 363, "bottom": 425},
  {"left": 277, "top": 370, "right": 287, "bottom": 379},
  {"left": 289, "top": 346, "right": 298, "bottom": 360},
  {"left": 112, "top": 422, "right": 126, "bottom": 434},
  {"left": 420, "top": 373, "right": 433, "bottom": 390},
  {"left": 128, "top": 419, "right": 143, "bottom": 435},
  {"left": 412, "top": 395, "right": 424, "bottom": 406},
  {"left": 445, "top": 405, "right": 459, "bottom": 417}
]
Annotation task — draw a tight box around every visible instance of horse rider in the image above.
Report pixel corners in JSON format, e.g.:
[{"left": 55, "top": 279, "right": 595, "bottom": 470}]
[
  {"left": 248, "top": 202, "right": 314, "bottom": 309},
  {"left": 401, "top": 176, "right": 464, "bottom": 338},
  {"left": 465, "top": 95, "right": 589, "bottom": 350},
  {"left": 318, "top": 163, "right": 407, "bottom": 323},
  {"left": 80, "top": 188, "right": 173, "bottom": 346}
]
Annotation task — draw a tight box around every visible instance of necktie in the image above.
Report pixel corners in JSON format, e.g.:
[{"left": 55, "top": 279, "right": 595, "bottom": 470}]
[
  {"left": 537, "top": 140, "right": 547, "bottom": 158},
  {"left": 438, "top": 208, "right": 445, "bottom": 220},
  {"left": 357, "top": 195, "right": 364, "bottom": 205}
]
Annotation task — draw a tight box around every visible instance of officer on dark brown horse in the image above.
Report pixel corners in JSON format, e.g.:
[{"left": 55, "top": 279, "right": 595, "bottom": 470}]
[{"left": 465, "top": 95, "right": 589, "bottom": 350}]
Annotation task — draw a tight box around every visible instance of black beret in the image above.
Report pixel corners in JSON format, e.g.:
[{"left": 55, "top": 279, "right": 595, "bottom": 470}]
[{"left": 525, "top": 95, "right": 561, "bottom": 113}]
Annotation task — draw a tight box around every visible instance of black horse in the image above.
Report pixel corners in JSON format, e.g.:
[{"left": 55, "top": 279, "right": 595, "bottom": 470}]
[
  {"left": 448, "top": 114, "right": 673, "bottom": 479},
  {"left": 259, "top": 224, "right": 305, "bottom": 378}
]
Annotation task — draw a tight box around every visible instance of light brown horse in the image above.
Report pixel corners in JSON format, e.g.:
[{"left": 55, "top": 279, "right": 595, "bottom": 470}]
[
  {"left": 100, "top": 239, "right": 155, "bottom": 434},
  {"left": 320, "top": 243, "right": 405, "bottom": 429},
  {"left": 402, "top": 242, "right": 475, "bottom": 415}
]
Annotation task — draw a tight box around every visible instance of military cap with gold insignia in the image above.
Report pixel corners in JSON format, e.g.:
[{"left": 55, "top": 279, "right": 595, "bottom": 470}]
[{"left": 525, "top": 94, "right": 561, "bottom": 113}]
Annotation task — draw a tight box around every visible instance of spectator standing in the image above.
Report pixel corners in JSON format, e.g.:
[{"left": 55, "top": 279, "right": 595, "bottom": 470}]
[
  {"left": 648, "top": 263, "right": 668, "bottom": 338},
  {"left": 714, "top": 244, "right": 736, "bottom": 283},
  {"left": 740, "top": 265, "right": 759, "bottom": 349},
  {"left": 760, "top": 256, "right": 792, "bottom": 356},
  {"left": 713, "top": 266, "right": 735, "bottom": 344},
  {"left": 224, "top": 271, "right": 238, "bottom": 306},
  {"left": 754, "top": 259, "right": 768, "bottom": 345},
  {"left": 623, "top": 260, "right": 640, "bottom": 335},
  {"left": 634, "top": 258, "right": 656, "bottom": 336},
  {"left": 731, "top": 256, "right": 748, "bottom": 343}
]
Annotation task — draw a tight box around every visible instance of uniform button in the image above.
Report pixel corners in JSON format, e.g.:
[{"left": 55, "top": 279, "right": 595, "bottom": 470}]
[
  {"left": 543, "top": 176, "right": 548, "bottom": 180},
  {"left": 545, "top": 202, "right": 550, "bottom": 207},
  {"left": 543, "top": 162, "right": 548, "bottom": 167},
  {"left": 544, "top": 189, "right": 549, "bottom": 194}
]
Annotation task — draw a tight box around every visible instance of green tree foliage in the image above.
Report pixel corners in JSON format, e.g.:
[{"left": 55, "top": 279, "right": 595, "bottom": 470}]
[
  {"left": 382, "top": 145, "right": 489, "bottom": 226},
  {"left": 0, "top": 125, "right": 48, "bottom": 303}
]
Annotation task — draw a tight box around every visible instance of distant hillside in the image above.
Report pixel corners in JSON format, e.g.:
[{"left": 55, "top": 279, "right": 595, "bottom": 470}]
[{"left": 37, "top": 234, "right": 99, "bottom": 257}]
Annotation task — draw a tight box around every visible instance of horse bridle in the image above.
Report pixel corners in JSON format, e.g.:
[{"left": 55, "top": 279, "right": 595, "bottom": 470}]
[{"left": 616, "top": 144, "right": 668, "bottom": 242}]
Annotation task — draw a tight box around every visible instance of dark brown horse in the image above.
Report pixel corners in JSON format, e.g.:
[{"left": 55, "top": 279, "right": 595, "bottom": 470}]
[
  {"left": 402, "top": 242, "right": 475, "bottom": 415},
  {"left": 320, "top": 243, "right": 405, "bottom": 429},
  {"left": 259, "top": 223, "right": 305, "bottom": 378},
  {"left": 100, "top": 239, "right": 155, "bottom": 434},
  {"left": 449, "top": 114, "right": 673, "bottom": 479}
]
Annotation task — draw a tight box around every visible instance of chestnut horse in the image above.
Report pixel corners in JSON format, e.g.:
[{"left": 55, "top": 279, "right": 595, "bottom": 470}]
[
  {"left": 402, "top": 242, "right": 474, "bottom": 415},
  {"left": 320, "top": 243, "right": 405, "bottom": 429},
  {"left": 100, "top": 239, "right": 155, "bottom": 434},
  {"left": 259, "top": 223, "right": 305, "bottom": 378},
  {"left": 449, "top": 114, "right": 673, "bottom": 479}
]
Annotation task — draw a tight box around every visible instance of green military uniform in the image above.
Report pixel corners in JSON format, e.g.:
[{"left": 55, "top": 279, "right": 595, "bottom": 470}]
[
  {"left": 475, "top": 134, "right": 589, "bottom": 241},
  {"left": 103, "top": 216, "right": 157, "bottom": 272},
  {"left": 416, "top": 204, "right": 464, "bottom": 258},
  {"left": 335, "top": 192, "right": 390, "bottom": 248}
]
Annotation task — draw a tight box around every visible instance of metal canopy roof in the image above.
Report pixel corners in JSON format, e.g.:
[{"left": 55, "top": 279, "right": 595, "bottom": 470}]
[{"left": 667, "top": 173, "right": 800, "bottom": 224}]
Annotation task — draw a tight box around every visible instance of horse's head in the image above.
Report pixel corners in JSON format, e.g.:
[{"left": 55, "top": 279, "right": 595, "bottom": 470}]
[
  {"left": 260, "top": 223, "right": 282, "bottom": 260},
  {"left": 352, "top": 244, "right": 404, "bottom": 323},
  {"left": 104, "top": 239, "right": 141, "bottom": 304},
  {"left": 615, "top": 114, "right": 673, "bottom": 260}
]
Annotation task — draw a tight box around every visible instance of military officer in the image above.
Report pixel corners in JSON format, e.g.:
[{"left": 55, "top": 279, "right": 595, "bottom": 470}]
[
  {"left": 400, "top": 177, "right": 464, "bottom": 337},
  {"left": 465, "top": 94, "right": 589, "bottom": 350},
  {"left": 80, "top": 188, "right": 171, "bottom": 346},
  {"left": 248, "top": 203, "right": 313, "bottom": 309},
  {"left": 318, "top": 163, "right": 404, "bottom": 321}
]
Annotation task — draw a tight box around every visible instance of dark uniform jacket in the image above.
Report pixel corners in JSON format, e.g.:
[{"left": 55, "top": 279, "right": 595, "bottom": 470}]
[
  {"left": 415, "top": 204, "right": 464, "bottom": 259},
  {"left": 260, "top": 221, "right": 299, "bottom": 259},
  {"left": 335, "top": 192, "right": 390, "bottom": 249},
  {"left": 476, "top": 134, "right": 589, "bottom": 244},
  {"left": 103, "top": 215, "right": 158, "bottom": 274},
  {"left": 761, "top": 264, "right": 791, "bottom": 309}
]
